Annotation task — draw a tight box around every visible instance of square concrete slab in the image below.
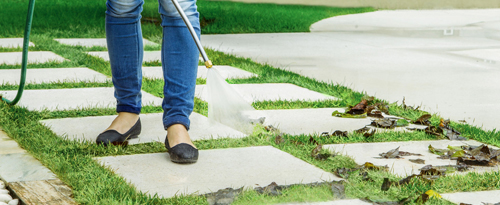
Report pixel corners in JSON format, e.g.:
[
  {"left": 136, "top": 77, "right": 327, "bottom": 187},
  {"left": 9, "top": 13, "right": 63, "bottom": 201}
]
[
  {"left": 142, "top": 66, "right": 257, "bottom": 80},
  {"left": 41, "top": 113, "right": 246, "bottom": 144},
  {"left": 54, "top": 38, "right": 158, "bottom": 47},
  {"left": 0, "top": 68, "right": 109, "bottom": 85},
  {"left": 279, "top": 199, "right": 372, "bottom": 205},
  {"left": 0, "top": 87, "right": 162, "bottom": 111},
  {"left": 0, "top": 130, "right": 25, "bottom": 154},
  {"left": 0, "top": 51, "right": 66, "bottom": 65},
  {"left": 195, "top": 83, "right": 336, "bottom": 103},
  {"left": 0, "top": 38, "right": 34, "bottom": 48},
  {"left": 324, "top": 140, "right": 500, "bottom": 177},
  {"left": 441, "top": 190, "right": 500, "bottom": 205},
  {"left": 0, "top": 153, "right": 56, "bottom": 182},
  {"left": 87, "top": 51, "right": 161, "bottom": 62},
  {"left": 95, "top": 146, "right": 339, "bottom": 198}
]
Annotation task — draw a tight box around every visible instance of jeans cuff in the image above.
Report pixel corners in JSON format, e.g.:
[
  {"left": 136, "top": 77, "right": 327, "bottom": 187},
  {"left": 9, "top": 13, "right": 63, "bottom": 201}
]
[
  {"left": 116, "top": 105, "right": 141, "bottom": 114},
  {"left": 164, "top": 115, "right": 191, "bottom": 130}
]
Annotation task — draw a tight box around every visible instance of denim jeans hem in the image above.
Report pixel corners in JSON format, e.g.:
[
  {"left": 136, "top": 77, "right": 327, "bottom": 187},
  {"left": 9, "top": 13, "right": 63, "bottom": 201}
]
[
  {"left": 164, "top": 116, "right": 190, "bottom": 130},
  {"left": 116, "top": 105, "right": 141, "bottom": 114}
]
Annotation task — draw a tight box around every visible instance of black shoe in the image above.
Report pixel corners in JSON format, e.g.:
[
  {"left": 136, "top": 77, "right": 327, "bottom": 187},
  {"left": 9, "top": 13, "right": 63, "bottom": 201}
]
[
  {"left": 96, "top": 118, "right": 141, "bottom": 146},
  {"left": 165, "top": 136, "right": 198, "bottom": 164}
]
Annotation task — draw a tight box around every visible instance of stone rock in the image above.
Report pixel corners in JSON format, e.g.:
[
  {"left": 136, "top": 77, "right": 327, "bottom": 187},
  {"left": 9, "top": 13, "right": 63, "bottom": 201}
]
[
  {"left": 0, "top": 194, "right": 13, "bottom": 203},
  {"left": 7, "top": 199, "right": 18, "bottom": 205}
]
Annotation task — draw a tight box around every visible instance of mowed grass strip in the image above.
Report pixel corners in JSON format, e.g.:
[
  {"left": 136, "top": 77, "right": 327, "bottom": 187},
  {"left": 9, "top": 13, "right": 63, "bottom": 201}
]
[{"left": 0, "top": 0, "right": 374, "bottom": 38}]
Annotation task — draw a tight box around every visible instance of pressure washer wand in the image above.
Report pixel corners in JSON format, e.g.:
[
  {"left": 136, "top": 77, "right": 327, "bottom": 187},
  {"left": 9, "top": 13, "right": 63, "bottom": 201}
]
[{"left": 171, "top": 0, "right": 212, "bottom": 68}]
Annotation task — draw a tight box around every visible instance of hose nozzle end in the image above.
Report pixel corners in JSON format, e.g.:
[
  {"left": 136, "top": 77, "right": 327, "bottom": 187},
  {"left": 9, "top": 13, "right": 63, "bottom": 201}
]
[{"left": 205, "top": 60, "right": 213, "bottom": 69}]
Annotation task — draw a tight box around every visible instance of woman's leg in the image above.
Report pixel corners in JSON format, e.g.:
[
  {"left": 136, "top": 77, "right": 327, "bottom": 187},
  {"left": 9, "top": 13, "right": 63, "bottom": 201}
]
[
  {"left": 97, "top": 0, "right": 144, "bottom": 144},
  {"left": 158, "top": 0, "right": 200, "bottom": 147}
]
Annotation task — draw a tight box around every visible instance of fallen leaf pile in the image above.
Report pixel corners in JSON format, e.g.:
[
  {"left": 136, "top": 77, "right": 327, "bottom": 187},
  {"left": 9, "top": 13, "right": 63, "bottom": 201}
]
[
  {"left": 254, "top": 181, "right": 345, "bottom": 198},
  {"left": 309, "top": 138, "right": 336, "bottom": 160},
  {"left": 417, "top": 190, "right": 442, "bottom": 203},
  {"left": 379, "top": 146, "right": 422, "bottom": 158},
  {"left": 204, "top": 187, "right": 243, "bottom": 205},
  {"left": 380, "top": 164, "right": 468, "bottom": 193},
  {"left": 371, "top": 118, "right": 410, "bottom": 129},
  {"left": 320, "top": 130, "right": 348, "bottom": 138},
  {"left": 429, "top": 144, "right": 500, "bottom": 166},
  {"left": 332, "top": 97, "right": 390, "bottom": 119},
  {"left": 334, "top": 162, "right": 388, "bottom": 179},
  {"left": 411, "top": 115, "right": 467, "bottom": 140}
]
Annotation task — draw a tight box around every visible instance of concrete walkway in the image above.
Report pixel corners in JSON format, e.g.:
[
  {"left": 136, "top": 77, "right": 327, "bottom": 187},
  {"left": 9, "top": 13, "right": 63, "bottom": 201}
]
[{"left": 201, "top": 9, "right": 500, "bottom": 131}]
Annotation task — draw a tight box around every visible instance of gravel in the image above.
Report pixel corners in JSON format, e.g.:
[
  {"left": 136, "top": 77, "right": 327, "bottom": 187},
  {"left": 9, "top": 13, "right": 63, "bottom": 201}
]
[{"left": 0, "top": 181, "right": 19, "bottom": 205}]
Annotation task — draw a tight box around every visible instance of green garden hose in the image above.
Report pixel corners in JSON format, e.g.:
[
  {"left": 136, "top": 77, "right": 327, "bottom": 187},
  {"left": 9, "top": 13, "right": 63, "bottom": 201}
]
[{"left": 1, "top": 0, "right": 35, "bottom": 105}]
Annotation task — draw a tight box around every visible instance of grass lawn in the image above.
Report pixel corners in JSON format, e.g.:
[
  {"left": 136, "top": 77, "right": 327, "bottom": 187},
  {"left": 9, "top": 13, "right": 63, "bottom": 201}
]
[
  {"left": 0, "top": 0, "right": 374, "bottom": 38},
  {"left": 1, "top": 0, "right": 499, "bottom": 205}
]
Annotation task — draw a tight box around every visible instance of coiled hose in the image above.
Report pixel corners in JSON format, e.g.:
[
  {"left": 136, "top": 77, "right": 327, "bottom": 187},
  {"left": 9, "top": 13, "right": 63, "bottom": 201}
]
[{"left": 1, "top": 0, "right": 35, "bottom": 105}]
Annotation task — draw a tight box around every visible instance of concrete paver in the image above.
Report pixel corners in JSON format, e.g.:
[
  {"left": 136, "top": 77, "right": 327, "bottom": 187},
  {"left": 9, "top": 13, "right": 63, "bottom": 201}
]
[
  {"left": 0, "top": 67, "right": 109, "bottom": 85},
  {"left": 41, "top": 113, "right": 246, "bottom": 145},
  {"left": 54, "top": 38, "right": 158, "bottom": 47},
  {"left": 310, "top": 10, "right": 500, "bottom": 32},
  {"left": 195, "top": 83, "right": 336, "bottom": 103},
  {"left": 201, "top": 9, "right": 500, "bottom": 130},
  {"left": 0, "top": 87, "right": 163, "bottom": 111},
  {"left": 0, "top": 51, "right": 66, "bottom": 65},
  {"left": 142, "top": 65, "right": 257, "bottom": 80},
  {"left": 0, "top": 38, "right": 34, "bottom": 48},
  {"left": 0, "top": 153, "right": 56, "bottom": 183},
  {"left": 324, "top": 140, "right": 500, "bottom": 176},
  {"left": 96, "top": 146, "right": 339, "bottom": 198},
  {"left": 0, "top": 130, "right": 25, "bottom": 155},
  {"left": 441, "top": 190, "right": 500, "bottom": 205}
]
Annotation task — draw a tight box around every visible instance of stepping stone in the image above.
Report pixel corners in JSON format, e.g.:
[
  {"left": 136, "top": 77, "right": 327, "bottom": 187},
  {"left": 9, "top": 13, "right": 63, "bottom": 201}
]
[
  {"left": 0, "top": 51, "right": 66, "bottom": 65},
  {"left": 142, "top": 65, "right": 257, "bottom": 80},
  {"left": 0, "top": 38, "right": 34, "bottom": 48},
  {"left": 0, "top": 129, "right": 25, "bottom": 155},
  {"left": 441, "top": 190, "right": 500, "bottom": 205},
  {"left": 95, "top": 146, "right": 339, "bottom": 198},
  {"left": 247, "top": 108, "right": 426, "bottom": 135},
  {"left": 0, "top": 87, "right": 162, "bottom": 111},
  {"left": 54, "top": 38, "right": 158, "bottom": 47},
  {"left": 87, "top": 51, "right": 161, "bottom": 62},
  {"left": 0, "top": 67, "right": 109, "bottom": 85},
  {"left": 0, "top": 153, "right": 56, "bottom": 183},
  {"left": 195, "top": 83, "right": 336, "bottom": 103},
  {"left": 279, "top": 199, "right": 371, "bottom": 205},
  {"left": 41, "top": 113, "right": 246, "bottom": 145},
  {"left": 324, "top": 140, "right": 500, "bottom": 177}
]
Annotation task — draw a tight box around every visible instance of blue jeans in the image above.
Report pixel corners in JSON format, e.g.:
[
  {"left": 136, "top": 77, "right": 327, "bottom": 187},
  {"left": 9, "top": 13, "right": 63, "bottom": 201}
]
[{"left": 106, "top": 0, "right": 200, "bottom": 130}]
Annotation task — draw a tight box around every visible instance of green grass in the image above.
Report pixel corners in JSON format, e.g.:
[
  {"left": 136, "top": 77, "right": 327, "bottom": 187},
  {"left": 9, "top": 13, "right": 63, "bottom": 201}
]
[{"left": 0, "top": 0, "right": 374, "bottom": 38}]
